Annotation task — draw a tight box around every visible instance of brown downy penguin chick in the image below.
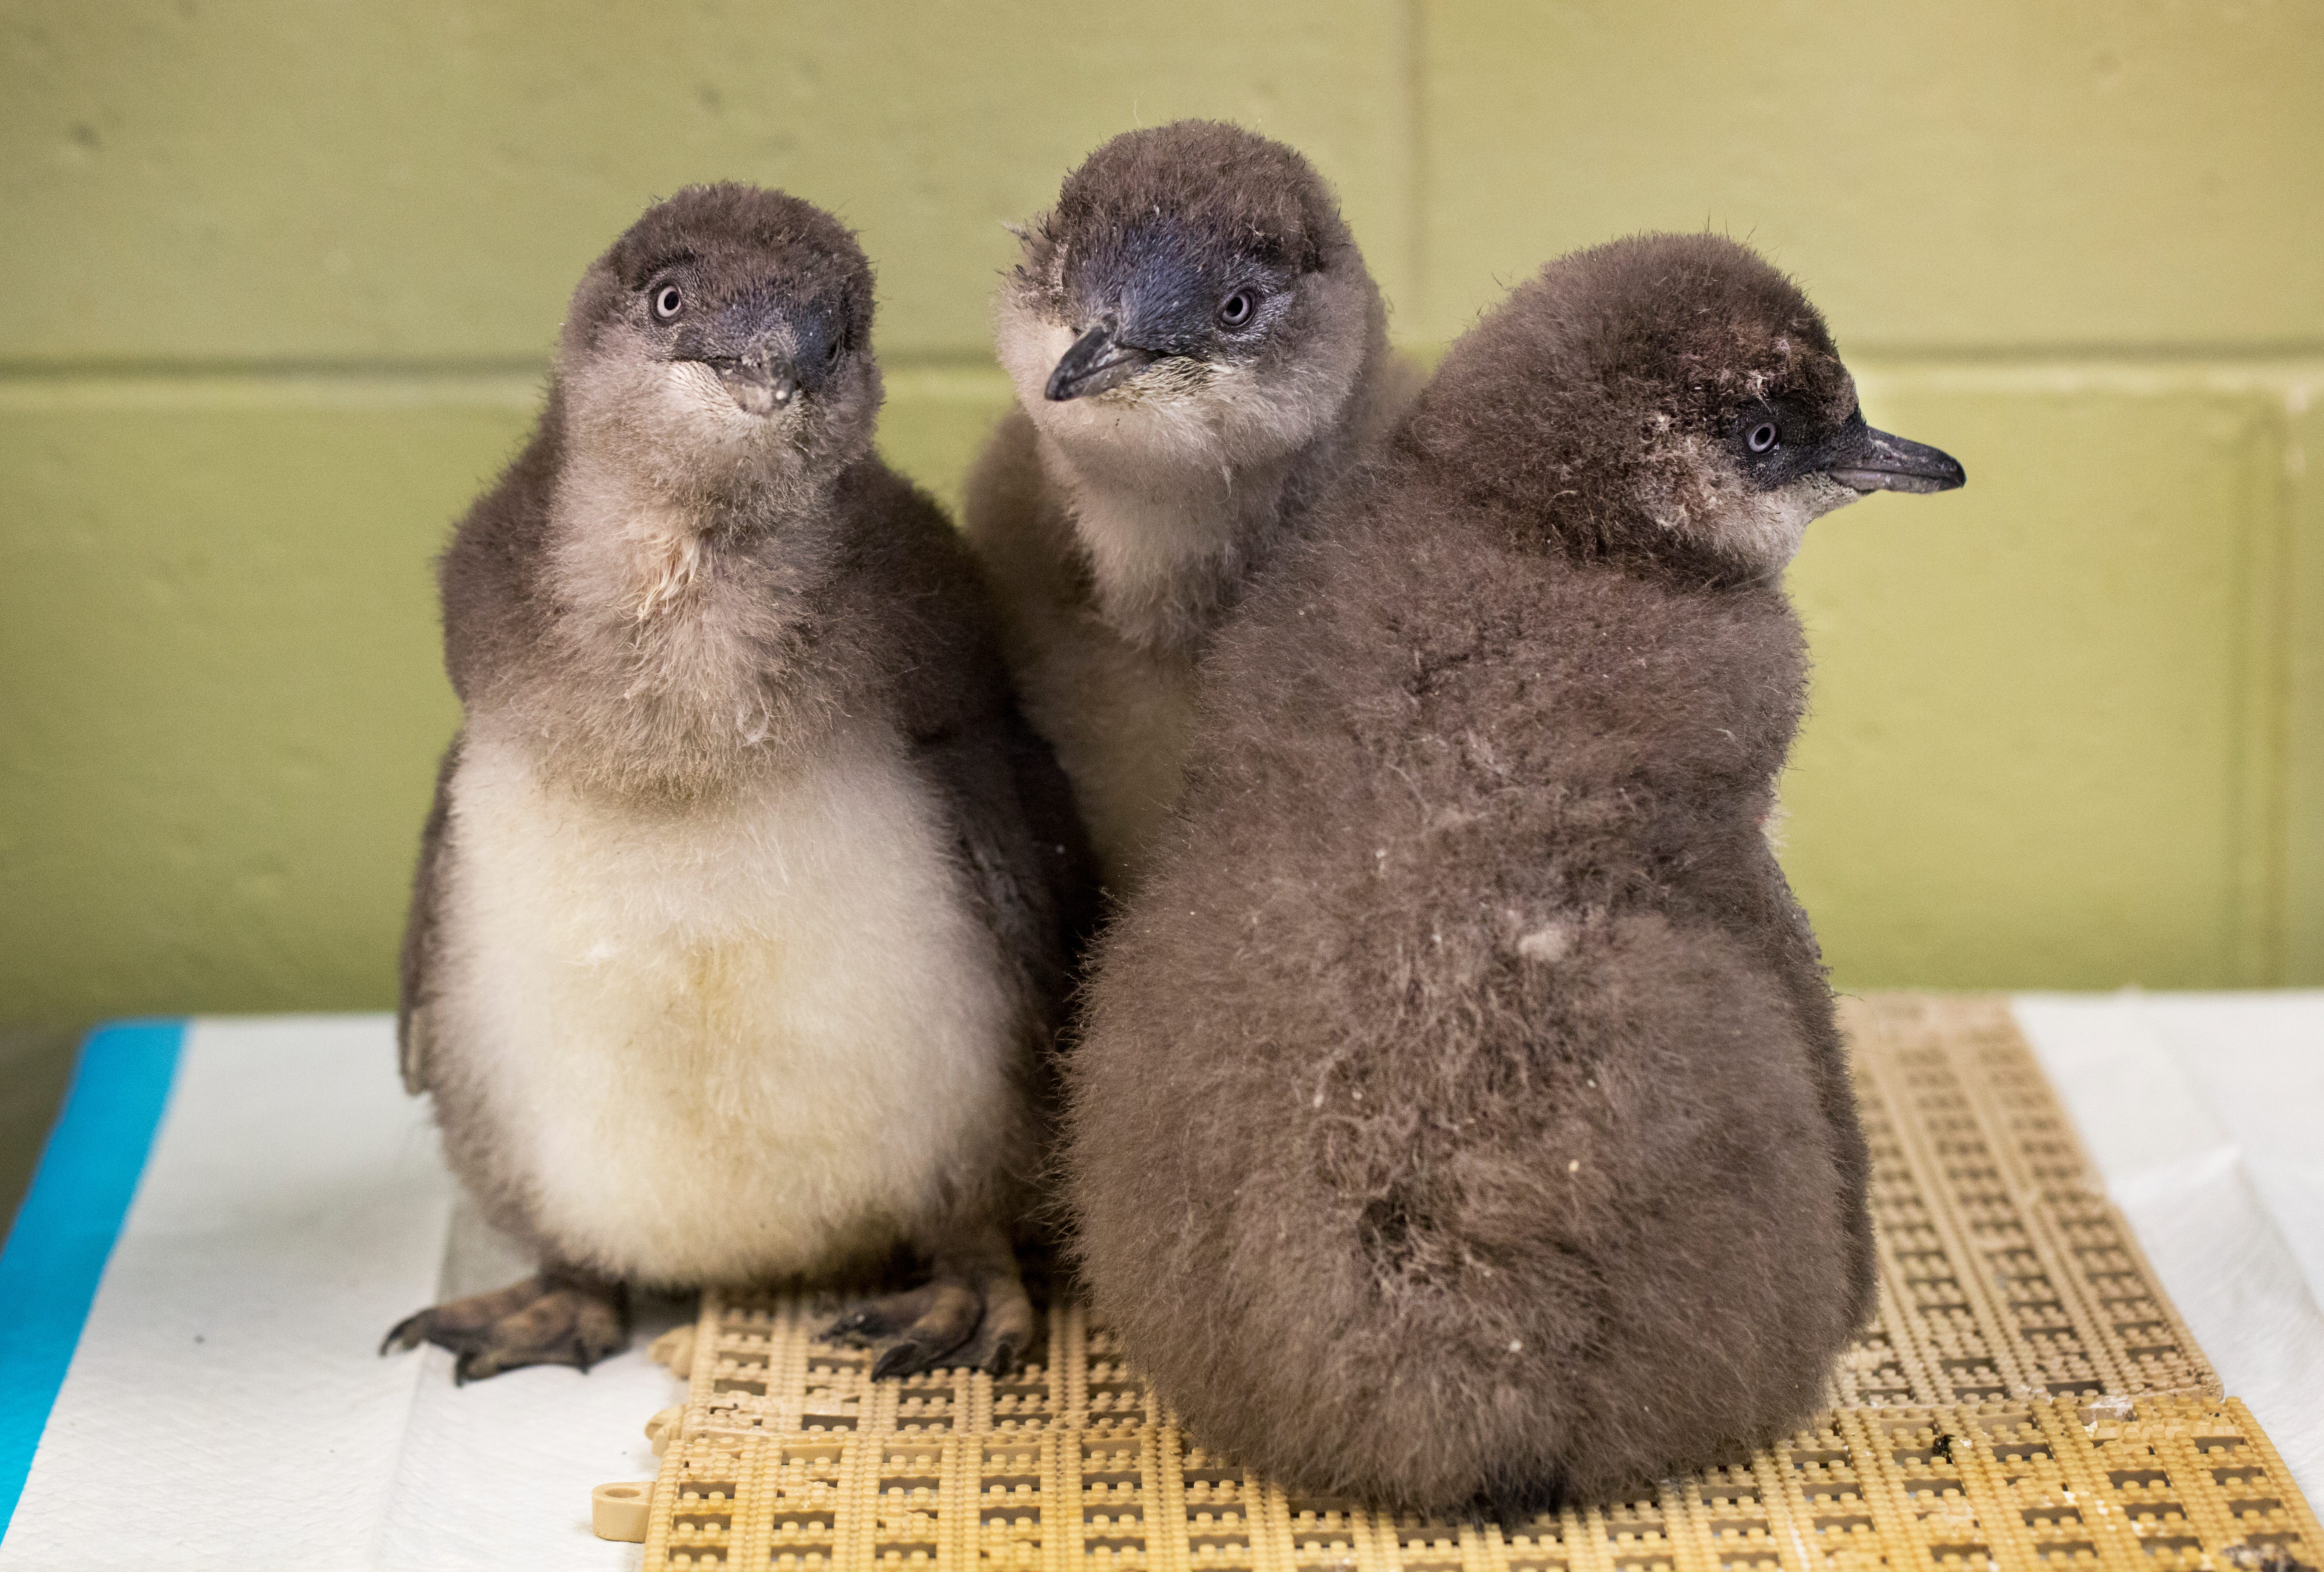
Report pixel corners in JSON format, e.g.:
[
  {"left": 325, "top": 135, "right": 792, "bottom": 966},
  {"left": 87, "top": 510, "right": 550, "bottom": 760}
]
[
  {"left": 384, "top": 184, "right": 1093, "bottom": 1383},
  {"left": 963, "top": 121, "right": 1414, "bottom": 891},
  {"left": 1066, "top": 233, "right": 1964, "bottom": 1508}
]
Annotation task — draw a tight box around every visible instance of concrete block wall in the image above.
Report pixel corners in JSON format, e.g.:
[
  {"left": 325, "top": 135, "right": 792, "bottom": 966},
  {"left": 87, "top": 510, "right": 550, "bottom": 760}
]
[{"left": 3, "top": 1, "right": 2320, "bottom": 1024}]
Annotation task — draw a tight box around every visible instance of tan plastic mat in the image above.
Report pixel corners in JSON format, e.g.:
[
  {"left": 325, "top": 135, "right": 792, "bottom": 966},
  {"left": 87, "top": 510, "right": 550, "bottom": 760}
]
[
  {"left": 1836, "top": 994, "right": 2215, "bottom": 1407},
  {"left": 621, "top": 994, "right": 2315, "bottom": 1570},
  {"left": 640, "top": 1396, "right": 2311, "bottom": 1572}
]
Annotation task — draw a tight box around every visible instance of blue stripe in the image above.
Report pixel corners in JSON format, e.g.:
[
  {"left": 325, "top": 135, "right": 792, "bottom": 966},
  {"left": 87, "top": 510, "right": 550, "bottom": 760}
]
[{"left": 0, "top": 1019, "right": 185, "bottom": 1538}]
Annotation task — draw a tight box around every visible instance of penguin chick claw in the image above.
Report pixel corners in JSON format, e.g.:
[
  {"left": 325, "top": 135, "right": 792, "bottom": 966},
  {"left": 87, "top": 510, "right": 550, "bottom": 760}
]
[
  {"left": 823, "top": 1259, "right": 1035, "bottom": 1379},
  {"left": 382, "top": 1270, "right": 629, "bottom": 1385}
]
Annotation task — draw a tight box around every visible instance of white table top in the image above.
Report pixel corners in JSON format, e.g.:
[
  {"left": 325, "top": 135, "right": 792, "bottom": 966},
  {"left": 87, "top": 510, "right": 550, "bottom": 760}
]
[{"left": 0, "top": 995, "right": 2317, "bottom": 1569}]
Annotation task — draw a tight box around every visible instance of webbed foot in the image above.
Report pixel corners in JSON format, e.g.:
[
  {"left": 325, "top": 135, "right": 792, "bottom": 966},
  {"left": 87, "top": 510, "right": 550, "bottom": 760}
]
[
  {"left": 382, "top": 1270, "right": 629, "bottom": 1384},
  {"left": 823, "top": 1230, "right": 1035, "bottom": 1379}
]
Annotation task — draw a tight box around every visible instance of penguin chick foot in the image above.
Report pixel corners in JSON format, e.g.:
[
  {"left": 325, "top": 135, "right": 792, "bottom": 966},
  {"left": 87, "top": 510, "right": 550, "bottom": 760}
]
[
  {"left": 825, "top": 1253, "right": 1035, "bottom": 1379},
  {"left": 826, "top": 1280, "right": 982, "bottom": 1378},
  {"left": 381, "top": 1270, "right": 629, "bottom": 1384}
]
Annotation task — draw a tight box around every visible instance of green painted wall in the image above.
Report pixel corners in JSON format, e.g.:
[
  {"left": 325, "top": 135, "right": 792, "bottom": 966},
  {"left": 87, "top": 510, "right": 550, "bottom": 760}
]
[{"left": 3, "top": 1, "right": 2320, "bottom": 1026}]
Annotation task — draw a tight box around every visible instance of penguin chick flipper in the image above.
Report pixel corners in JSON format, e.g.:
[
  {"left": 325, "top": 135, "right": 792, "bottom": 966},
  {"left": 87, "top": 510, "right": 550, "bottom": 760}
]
[
  {"left": 381, "top": 1269, "right": 629, "bottom": 1384},
  {"left": 825, "top": 1228, "right": 1035, "bottom": 1379}
]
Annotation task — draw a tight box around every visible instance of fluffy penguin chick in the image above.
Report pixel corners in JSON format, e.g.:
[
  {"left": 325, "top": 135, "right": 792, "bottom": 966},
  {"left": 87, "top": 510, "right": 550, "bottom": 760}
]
[
  {"left": 964, "top": 121, "right": 1413, "bottom": 891},
  {"left": 1066, "top": 234, "right": 1964, "bottom": 1508},
  {"left": 385, "top": 184, "right": 1092, "bottom": 1384}
]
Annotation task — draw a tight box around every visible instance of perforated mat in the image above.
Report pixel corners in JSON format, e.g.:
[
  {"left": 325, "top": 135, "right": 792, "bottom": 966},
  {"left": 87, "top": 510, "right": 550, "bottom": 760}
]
[{"left": 618, "top": 995, "right": 2317, "bottom": 1571}]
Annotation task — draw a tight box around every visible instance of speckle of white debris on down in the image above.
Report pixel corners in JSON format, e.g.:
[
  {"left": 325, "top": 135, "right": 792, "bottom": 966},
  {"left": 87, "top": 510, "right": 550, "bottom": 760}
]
[
  {"left": 1508, "top": 1340, "right": 1523, "bottom": 1353},
  {"left": 1568, "top": 1158, "right": 1580, "bottom": 1172}
]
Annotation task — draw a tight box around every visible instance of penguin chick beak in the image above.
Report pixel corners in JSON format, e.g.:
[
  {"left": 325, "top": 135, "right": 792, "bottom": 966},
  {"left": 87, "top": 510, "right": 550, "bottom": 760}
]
[
  {"left": 1046, "top": 323, "right": 1158, "bottom": 401},
  {"left": 1819, "top": 421, "right": 1967, "bottom": 495},
  {"left": 709, "top": 356, "right": 802, "bottom": 418}
]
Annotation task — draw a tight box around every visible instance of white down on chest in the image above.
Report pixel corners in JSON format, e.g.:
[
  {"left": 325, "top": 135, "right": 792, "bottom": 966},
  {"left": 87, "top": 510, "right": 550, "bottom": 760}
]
[{"left": 434, "top": 723, "right": 1017, "bottom": 1286}]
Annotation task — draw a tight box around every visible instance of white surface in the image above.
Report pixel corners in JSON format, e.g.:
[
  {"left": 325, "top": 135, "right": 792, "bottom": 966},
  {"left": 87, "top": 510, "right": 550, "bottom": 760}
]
[
  {"left": 0, "top": 997, "right": 2318, "bottom": 1566},
  {"left": 0, "top": 1016, "right": 685, "bottom": 1572},
  {"left": 2014, "top": 991, "right": 2324, "bottom": 1504}
]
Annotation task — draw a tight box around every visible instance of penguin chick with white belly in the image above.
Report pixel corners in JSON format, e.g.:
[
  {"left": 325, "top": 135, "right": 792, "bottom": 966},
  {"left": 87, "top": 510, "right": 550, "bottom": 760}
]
[
  {"left": 1066, "top": 234, "right": 1964, "bottom": 1507},
  {"left": 385, "top": 184, "right": 1094, "bottom": 1384},
  {"left": 963, "top": 122, "right": 1415, "bottom": 892}
]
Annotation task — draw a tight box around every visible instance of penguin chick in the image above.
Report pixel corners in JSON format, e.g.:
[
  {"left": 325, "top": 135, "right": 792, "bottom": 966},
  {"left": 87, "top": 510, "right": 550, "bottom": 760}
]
[
  {"left": 963, "top": 121, "right": 1416, "bottom": 891},
  {"left": 1065, "top": 233, "right": 1963, "bottom": 1508},
  {"left": 385, "top": 184, "right": 1092, "bottom": 1384}
]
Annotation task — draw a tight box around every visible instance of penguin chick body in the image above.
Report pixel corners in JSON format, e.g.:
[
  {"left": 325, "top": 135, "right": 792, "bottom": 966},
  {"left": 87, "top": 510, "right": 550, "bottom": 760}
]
[
  {"left": 1065, "top": 234, "right": 1964, "bottom": 1507},
  {"left": 964, "top": 121, "right": 1415, "bottom": 891},
  {"left": 388, "top": 185, "right": 1092, "bottom": 1383}
]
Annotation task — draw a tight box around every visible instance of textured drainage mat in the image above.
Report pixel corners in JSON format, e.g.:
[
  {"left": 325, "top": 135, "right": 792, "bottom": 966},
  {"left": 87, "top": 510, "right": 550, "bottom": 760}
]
[{"left": 626, "top": 996, "right": 2316, "bottom": 1571}]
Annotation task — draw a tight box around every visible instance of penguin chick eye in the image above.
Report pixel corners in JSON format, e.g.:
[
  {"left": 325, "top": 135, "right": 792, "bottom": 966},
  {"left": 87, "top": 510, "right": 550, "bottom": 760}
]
[
  {"left": 1217, "top": 289, "right": 1256, "bottom": 328},
  {"left": 651, "top": 284, "right": 684, "bottom": 321},
  {"left": 1745, "top": 421, "right": 1780, "bottom": 455}
]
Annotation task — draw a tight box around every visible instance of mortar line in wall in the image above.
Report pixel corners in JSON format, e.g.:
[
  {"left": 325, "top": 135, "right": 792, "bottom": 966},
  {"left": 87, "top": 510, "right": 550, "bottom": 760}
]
[
  {"left": 7, "top": 345, "right": 2324, "bottom": 387},
  {"left": 1839, "top": 340, "right": 2324, "bottom": 367},
  {"left": 2237, "top": 402, "right": 2299, "bottom": 986},
  {"left": 0, "top": 357, "right": 554, "bottom": 383},
  {"left": 0, "top": 357, "right": 1029, "bottom": 413},
  {"left": 2288, "top": 383, "right": 2324, "bottom": 984},
  {"left": 1400, "top": 0, "right": 1429, "bottom": 338},
  {"left": 0, "top": 351, "right": 1023, "bottom": 384}
]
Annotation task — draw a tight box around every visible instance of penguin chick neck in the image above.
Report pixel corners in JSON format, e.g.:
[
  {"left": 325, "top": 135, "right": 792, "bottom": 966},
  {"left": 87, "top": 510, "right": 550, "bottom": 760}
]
[
  {"left": 1403, "top": 232, "right": 1964, "bottom": 587},
  {"left": 995, "top": 120, "right": 1389, "bottom": 652}
]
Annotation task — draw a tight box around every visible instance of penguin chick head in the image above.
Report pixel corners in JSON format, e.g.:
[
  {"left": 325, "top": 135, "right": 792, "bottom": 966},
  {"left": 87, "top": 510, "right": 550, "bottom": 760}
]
[
  {"left": 1408, "top": 232, "right": 1964, "bottom": 578},
  {"left": 997, "top": 121, "right": 1381, "bottom": 470},
  {"left": 558, "top": 183, "right": 880, "bottom": 504}
]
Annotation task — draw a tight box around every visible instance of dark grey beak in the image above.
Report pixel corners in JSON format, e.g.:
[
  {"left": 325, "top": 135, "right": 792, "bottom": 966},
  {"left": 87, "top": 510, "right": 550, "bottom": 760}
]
[
  {"left": 709, "top": 355, "right": 802, "bottom": 417},
  {"left": 1819, "top": 419, "right": 1966, "bottom": 495},
  {"left": 1045, "top": 323, "right": 1157, "bottom": 401}
]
